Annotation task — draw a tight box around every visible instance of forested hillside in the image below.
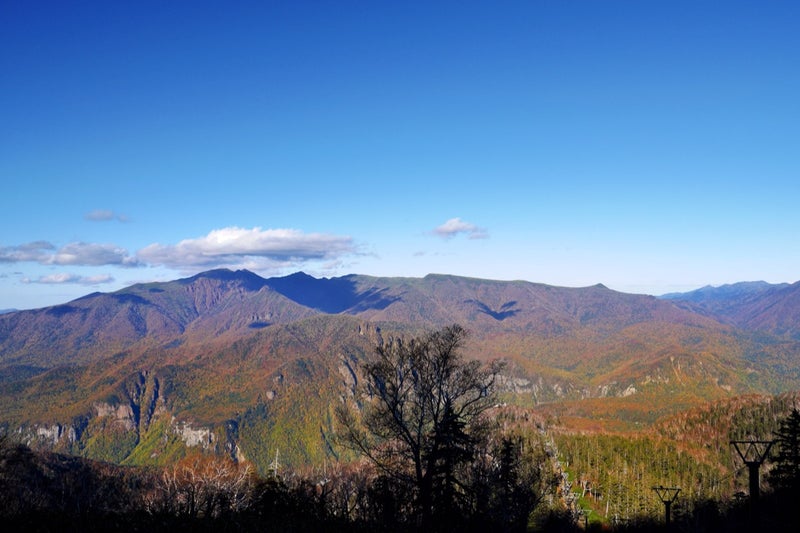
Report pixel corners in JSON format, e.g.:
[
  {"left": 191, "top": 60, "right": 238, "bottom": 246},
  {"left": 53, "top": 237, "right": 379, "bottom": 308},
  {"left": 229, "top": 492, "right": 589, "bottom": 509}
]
[
  {"left": 2, "top": 269, "right": 800, "bottom": 473},
  {"left": 544, "top": 391, "right": 800, "bottom": 526}
]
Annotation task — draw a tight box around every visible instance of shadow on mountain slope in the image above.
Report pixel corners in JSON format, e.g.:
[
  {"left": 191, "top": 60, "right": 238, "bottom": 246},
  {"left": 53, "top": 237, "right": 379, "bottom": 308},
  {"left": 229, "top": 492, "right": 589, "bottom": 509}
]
[
  {"left": 264, "top": 272, "right": 401, "bottom": 314},
  {"left": 467, "top": 299, "right": 520, "bottom": 320}
]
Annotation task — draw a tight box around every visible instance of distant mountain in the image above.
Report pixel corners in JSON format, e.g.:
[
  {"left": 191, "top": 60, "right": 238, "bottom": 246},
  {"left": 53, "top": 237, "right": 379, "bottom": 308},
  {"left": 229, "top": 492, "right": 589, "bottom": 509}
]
[
  {"left": 2, "top": 269, "right": 800, "bottom": 471},
  {"left": 0, "top": 308, "right": 17, "bottom": 315},
  {"left": 660, "top": 281, "right": 784, "bottom": 302},
  {"left": 662, "top": 280, "right": 800, "bottom": 339}
]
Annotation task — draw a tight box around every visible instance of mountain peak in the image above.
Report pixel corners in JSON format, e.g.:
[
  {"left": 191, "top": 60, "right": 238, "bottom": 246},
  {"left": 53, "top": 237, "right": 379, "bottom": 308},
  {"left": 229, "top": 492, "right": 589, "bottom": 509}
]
[
  {"left": 185, "top": 268, "right": 267, "bottom": 290},
  {"left": 283, "top": 271, "right": 316, "bottom": 281}
]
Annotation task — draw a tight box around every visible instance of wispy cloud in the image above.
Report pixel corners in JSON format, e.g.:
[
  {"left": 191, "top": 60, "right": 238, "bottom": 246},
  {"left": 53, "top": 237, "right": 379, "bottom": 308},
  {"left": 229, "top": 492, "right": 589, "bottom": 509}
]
[
  {"left": 433, "top": 218, "right": 488, "bottom": 240},
  {"left": 0, "top": 241, "right": 141, "bottom": 267},
  {"left": 22, "top": 273, "right": 115, "bottom": 285},
  {"left": 137, "top": 226, "right": 356, "bottom": 270},
  {"left": 2, "top": 226, "right": 355, "bottom": 274},
  {"left": 85, "top": 209, "right": 129, "bottom": 222},
  {"left": 0, "top": 241, "right": 56, "bottom": 263}
]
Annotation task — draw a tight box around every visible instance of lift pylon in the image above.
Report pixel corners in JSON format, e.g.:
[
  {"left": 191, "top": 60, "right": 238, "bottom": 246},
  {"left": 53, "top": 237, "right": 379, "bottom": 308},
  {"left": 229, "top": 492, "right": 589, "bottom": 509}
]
[{"left": 652, "top": 486, "right": 680, "bottom": 527}]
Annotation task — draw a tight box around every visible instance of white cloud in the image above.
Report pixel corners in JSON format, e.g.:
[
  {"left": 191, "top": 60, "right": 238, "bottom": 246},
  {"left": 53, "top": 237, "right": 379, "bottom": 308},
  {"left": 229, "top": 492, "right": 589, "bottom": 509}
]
[
  {"left": 2, "top": 227, "right": 354, "bottom": 278},
  {"left": 50, "top": 242, "right": 141, "bottom": 267},
  {"left": 433, "top": 218, "right": 489, "bottom": 240},
  {"left": 23, "top": 273, "right": 115, "bottom": 285},
  {"left": 85, "top": 209, "right": 129, "bottom": 222},
  {"left": 0, "top": 241, "right": 140, "bottom": 267},
  {"left": 137, "top": 226, "right": 356, "bottom": 270}
]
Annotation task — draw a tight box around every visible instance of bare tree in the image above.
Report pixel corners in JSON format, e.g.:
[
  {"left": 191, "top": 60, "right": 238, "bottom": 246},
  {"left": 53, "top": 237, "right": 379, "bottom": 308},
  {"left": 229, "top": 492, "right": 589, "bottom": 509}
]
[
  {"left": 336, "top": 324, "right": 502, "bottom": 528},
  {"left": 146, "top": 453, "right": 253, "bottom": 519}
]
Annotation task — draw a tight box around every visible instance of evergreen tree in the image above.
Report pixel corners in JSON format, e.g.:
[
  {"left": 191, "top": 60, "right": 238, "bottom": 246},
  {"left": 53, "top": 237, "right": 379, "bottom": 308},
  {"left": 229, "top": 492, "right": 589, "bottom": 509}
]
[{"left": 771, "top": 408, "right": 800, "bottom": 492}]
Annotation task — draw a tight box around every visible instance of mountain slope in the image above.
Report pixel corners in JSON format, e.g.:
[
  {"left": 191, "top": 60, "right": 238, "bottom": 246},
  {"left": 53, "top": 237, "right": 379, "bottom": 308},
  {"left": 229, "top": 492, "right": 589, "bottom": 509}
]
[
  {"left": 2, "top": 269, "right": 800, "bottom": 470},
  {"left": 0, "top": 269, "right": 318, "bottom": 368},
  {"left": 664, "top": 280, "right": 800, "bottom": 339}
]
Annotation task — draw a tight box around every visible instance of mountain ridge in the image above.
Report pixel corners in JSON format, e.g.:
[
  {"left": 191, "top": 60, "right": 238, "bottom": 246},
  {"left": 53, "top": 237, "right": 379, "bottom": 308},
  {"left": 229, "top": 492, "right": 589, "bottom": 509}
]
[
  {"left": 2, "top": 268, "right": 800, "bottom": 470},
  {"left": 663, "top": 280, "right": 800, "bottom": 339}
]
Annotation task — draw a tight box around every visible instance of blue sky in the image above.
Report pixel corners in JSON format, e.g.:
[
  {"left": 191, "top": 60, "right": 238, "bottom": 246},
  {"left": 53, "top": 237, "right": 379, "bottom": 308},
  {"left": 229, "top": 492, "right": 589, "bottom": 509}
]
[{"left": 2, "top": 1, "right": 799, "bottom": 310}]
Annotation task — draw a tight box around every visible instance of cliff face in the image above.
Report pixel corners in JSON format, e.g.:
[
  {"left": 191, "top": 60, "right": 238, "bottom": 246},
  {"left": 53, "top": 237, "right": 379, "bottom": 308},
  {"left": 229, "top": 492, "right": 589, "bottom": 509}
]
[{"left": 14, "top": 368, "right": 229, "bottom": 463}]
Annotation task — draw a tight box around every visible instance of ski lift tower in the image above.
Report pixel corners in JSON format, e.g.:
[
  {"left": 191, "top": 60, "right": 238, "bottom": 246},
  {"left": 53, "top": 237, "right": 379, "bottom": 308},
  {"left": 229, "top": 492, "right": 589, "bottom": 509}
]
[
  {"left": 651, "top": 486, "right": 680, "bottom": 528},
  {"left": 730, "top": 440, "right": 774, "bottom": 506}
]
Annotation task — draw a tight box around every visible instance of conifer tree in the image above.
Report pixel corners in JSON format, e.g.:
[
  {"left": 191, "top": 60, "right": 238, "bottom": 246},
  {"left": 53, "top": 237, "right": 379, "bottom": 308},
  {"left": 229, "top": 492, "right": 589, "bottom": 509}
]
[{"left": 771, "top": 408, "right": 800, "bottom": 492}]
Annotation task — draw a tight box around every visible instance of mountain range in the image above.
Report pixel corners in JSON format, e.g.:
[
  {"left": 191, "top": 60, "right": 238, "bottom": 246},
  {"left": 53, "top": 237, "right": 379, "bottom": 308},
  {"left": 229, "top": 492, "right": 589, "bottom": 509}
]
[
  {"left": 1, "top": 270, "right": 799, "bottom": 471},
  {"left": 662, "top": 280, "right": 800, "bottom": 338}
]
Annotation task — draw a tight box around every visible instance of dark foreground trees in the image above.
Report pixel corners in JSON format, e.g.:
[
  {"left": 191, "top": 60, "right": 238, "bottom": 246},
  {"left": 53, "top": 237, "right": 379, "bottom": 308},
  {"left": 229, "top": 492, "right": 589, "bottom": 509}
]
[
  {"left": 8, "top": 392, "right": 800, "bottom": 531},
  {"left": 336, "top": 324, "right": 545, "bottom": 531}
]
